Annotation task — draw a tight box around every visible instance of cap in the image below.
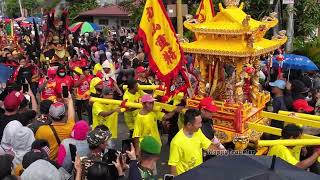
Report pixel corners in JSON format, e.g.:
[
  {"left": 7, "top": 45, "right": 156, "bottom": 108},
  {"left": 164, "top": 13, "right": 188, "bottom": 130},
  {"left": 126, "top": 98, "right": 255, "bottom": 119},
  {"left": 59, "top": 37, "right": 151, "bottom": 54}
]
[
  {"left": 4, "top": 91, "right": 24, "bottom": 111},
  {"left": 292, "top": 99, "right": 314, "bottom": 113},
  {"left": 140, "top": 136, "right": 161, "bottom": 155},
  {"left": 22, "top": 149, "right": 49, "bottom": 169},
  {"left": 141, "top": 94, "right": 156, "bottom": 103},
  {"left": 102, "top": 60, "right": 111, "bottom": 69},
  {"left": 87, "top": 129, "right": 112, "bottom": 147},
  {"left": 49, "top": 102, "right": 66, "bottom": 119},
  {"left": 269, "top": 80, "right": 286, "bottom": 90},
  {"left": 199, "top": 97, "right": 218, "bottom": 112},
  {"left": 74, "top": 67, "right": 83, "bottom": 75},
  {"left": 136, "top": 66, "right": 146, "bottom": 74},
  {"left": 72, "top": 120, "right": 90, "bottom": 140}
]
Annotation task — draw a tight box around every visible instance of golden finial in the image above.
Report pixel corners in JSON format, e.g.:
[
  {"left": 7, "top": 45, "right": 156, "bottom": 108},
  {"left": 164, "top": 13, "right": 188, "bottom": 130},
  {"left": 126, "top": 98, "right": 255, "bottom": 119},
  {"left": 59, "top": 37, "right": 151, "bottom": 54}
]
[{"left": 224, "top": 0, "right": 240, "bottom": 7}]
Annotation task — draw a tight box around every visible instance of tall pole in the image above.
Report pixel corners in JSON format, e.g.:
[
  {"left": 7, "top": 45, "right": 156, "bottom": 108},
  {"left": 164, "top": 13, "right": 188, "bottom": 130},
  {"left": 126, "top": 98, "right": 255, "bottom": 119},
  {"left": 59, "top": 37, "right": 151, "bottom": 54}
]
[
  {"left": 286, "top": 2, "right": 294, "bottom": 52},
  {"left": 18, "top": 0, "right": 24, "bottom": 17},
  {"left": 177, "top": 0, "right": 183, "bottom": 35}
]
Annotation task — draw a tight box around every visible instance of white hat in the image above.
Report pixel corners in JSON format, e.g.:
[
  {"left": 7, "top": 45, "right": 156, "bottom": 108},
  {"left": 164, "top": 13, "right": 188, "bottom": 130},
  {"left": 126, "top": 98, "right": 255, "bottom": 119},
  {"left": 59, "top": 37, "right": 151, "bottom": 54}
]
[{"left": 102, "top": 60, "right": 111, "bottom": 69}]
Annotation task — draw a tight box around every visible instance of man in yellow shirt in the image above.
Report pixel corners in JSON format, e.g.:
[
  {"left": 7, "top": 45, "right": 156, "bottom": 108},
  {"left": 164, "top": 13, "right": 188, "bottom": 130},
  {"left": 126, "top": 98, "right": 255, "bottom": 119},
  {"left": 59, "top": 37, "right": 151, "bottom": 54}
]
[
  {"left": 268, "top": 124, "right": 320, "bottom": 169},
  {"left": 123, "top": 78, "right": 145, "bottom": 136},
  {"left": 133, "top": 94, "right": 182, "bottom": 156},
  {"left": 92, "top": 87, "right": 121, "bottom": 139},
  {"left": 35, "top": 93, "right": 75, "bottom": 160},
  {"left": 168, "top": 109, "right": 221, "bottom": 176}
]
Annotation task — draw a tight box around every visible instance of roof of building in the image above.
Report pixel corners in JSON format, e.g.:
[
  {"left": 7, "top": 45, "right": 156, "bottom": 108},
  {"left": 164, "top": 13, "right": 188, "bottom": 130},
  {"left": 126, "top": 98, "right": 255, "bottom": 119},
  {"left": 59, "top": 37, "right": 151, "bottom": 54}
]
[{"left": 79, "top": 5, "right": 129, "bottom": 17}]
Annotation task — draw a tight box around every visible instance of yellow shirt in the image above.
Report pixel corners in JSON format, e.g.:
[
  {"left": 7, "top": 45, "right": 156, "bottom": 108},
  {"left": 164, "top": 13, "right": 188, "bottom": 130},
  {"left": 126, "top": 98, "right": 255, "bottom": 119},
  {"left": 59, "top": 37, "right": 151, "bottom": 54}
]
[
  {"left": 123, "top": 89, "right": 145, "bottom": 130},
  {"left": 267, "top": 145, "right": 301, "bottom": 166},
  {"left": 92, "top": 101, "right": 119, "bottom": 139},
  {"left": 132, "top": 111, "right": 165, "bottom": 145},
  {"left": 35, "top": 119, "right": 75, "bottom": 160},
  {"left": 168, "top": 129, "right": 212, "bottom": 175},
  {"left": 93, "top": 63, "right": 102, "bottom": 75}
]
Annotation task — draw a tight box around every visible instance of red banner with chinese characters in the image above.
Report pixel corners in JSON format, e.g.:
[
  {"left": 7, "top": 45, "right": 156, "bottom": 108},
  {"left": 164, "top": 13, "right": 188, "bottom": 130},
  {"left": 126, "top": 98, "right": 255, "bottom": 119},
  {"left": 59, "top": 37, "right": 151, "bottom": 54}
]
[
  {"left": 195, "top": 0, "right": 215, "bottom": 23},
  {"left": 136, "top": 0, "right": 190, "bottom": 98}
]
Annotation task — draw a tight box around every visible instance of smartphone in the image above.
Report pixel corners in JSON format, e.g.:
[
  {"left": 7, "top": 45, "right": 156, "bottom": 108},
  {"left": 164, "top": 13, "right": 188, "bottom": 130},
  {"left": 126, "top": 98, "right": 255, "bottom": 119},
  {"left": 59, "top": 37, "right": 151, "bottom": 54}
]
[
  {"left": 122, "top": 139, "right": 132, "bottom": 153},
  {"left": 164, "top": 174, "right": 174, "bottom": 180},
  {"left": 62, "top": 86, "right": 68, "bottom": 98},
  {"left": 69, "top": 144, "right": 77, "bottom": 163},
  {"left": 105, "top": 149, "right": 118, "bottom": 164},
  {"left": 21, "top": 76, "right": 26, "bottom": 84},
  {"left": 23, "top": 83, "right": 29, "bottom": 93}
]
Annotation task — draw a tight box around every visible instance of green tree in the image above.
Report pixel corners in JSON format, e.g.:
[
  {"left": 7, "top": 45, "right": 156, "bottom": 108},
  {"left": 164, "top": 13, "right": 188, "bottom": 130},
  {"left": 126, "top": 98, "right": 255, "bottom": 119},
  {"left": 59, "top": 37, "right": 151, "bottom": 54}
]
[
  {"left": 67, "top": 0, "right": 98, "bottom": 21},
  {"left": 5, "top": 0, "right": 40, "bottom": 17}
]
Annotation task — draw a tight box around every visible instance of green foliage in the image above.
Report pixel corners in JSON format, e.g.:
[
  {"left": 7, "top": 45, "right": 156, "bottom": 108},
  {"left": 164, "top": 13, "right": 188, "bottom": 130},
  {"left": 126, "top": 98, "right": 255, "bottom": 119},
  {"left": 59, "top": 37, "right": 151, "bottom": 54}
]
[
  {"left": 293, "top": 37, "right": 320, "bottom": 65},
  {"left": 67, "top": 0, "right": 98, "bottom": 21},
  {"left": 5, "top": 0, "right": 40, "bottom": 17},
  {"left": 119, "top": 0, "right": 146, "bottom": 28},
  {"left": 294, "top": 0, "right": 320, "bottom": 38}
]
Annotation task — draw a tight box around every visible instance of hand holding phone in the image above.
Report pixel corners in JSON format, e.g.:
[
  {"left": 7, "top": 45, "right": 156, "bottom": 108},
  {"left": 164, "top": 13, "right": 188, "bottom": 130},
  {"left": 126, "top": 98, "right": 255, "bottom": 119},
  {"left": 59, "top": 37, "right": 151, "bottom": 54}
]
[
  {"left": 69, "top": 144, "right": 77, "bottom": 163},
  {"left": 62, "top": 86, "right": 69, "bottom": 98},
  {"left": 23, "top": 83, "right": 29, "bottom": 93}
]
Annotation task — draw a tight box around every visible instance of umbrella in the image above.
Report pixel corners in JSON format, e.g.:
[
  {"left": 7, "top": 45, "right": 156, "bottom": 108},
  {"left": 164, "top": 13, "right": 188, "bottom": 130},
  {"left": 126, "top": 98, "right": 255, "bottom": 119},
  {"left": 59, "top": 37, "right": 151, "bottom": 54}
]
[
  {"left": 272, "top": 54, "right": 319, "bottom": 71},
  {"left": 69, "top": 21, "right": 102, "bottom": 35},
  {"left": 0, "top": 64, "right": 14, "bottom": 83},
  {"left": 15, "top": 17, "right": 26, "bottom": 21},
  {"left": 25, "top": 17, "right": 42, "bottom": 24},
  {"left": 174, "top": 155, "right": 320, "bottom": 180}
]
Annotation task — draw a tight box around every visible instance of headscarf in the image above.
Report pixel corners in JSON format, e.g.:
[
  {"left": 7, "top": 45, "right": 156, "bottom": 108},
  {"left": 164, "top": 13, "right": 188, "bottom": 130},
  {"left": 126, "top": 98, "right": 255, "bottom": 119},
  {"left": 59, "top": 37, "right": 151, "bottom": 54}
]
[
  {"left": 71, "top": 120, "right": 90, "bottom": 140},
  {"left": 21, "top": 160, "right": 62, "bottom": 180},
  {"left": 12, "top": 127, "right": 35, "bottom": 167},
  {"left": 1, "top": 121, "right": 23, "bottom": 153}
]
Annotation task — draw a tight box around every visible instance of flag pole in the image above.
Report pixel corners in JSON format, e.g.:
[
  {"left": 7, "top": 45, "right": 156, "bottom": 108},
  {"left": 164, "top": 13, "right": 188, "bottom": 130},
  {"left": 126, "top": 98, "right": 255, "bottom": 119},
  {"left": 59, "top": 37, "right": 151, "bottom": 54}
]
[{"left": 177, "top": 0, "right": 183, "bottom": 35}]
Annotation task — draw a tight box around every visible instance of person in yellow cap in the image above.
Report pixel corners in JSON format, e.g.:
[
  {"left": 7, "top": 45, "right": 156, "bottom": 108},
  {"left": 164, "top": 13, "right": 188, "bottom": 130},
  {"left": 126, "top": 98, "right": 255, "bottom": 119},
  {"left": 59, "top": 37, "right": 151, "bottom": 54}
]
[{"left": 89, "top": 77, "right": 103, "bottom": 98}]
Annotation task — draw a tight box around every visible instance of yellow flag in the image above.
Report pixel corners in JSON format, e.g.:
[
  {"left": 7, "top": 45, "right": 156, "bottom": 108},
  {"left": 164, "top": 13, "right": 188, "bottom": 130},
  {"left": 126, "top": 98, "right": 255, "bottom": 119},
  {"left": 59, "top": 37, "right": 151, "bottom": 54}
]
[
  {"left": 195, "top": 0, "right": 215, "bottom": 23},
  {"left": 137, "top": 0, "right": 189, "bottom": 97}
]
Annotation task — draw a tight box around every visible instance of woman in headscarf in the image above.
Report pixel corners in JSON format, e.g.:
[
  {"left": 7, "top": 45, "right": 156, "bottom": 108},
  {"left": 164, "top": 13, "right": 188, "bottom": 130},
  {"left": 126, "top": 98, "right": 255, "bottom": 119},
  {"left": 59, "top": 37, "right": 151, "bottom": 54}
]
[
  {"left": 11, "top": 127, "right": 35, "bottom": 167},
  {"left": 0, "top": 120, "right": 23, "bottom": 155}
]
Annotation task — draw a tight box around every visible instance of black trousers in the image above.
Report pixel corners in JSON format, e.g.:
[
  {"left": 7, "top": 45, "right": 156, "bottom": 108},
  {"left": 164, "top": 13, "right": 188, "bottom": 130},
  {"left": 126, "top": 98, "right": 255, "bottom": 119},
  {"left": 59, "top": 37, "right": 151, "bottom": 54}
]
[{"left": 75, "top": 99, "right": 92, "bottom": 124}]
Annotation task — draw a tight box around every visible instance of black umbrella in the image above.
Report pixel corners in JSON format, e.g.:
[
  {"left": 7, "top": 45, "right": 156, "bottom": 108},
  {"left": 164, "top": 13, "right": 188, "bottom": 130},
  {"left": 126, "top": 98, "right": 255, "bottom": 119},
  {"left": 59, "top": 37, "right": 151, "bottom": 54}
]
[{"left": 174, "top": 155, "right": 320, "bottom": 180}]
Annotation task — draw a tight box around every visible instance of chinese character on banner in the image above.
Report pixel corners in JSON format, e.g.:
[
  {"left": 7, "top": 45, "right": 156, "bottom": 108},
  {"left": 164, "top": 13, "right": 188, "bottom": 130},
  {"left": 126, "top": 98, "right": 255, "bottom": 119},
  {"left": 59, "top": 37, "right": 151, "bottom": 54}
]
[
  {"left": 156, "top": 34, "right": 170, "bottom": 51},
  {"left": 163, "top": 47, "right": 176, "bottom": 64},
  {"left": 146, "top": 7, "right": 154, "bottom": 22},
  {"left": 152, "top": 23, "right": 161, "bottom": 36},
  {"left": 136, "top": 0, "right": 190, "bottom": 99}
]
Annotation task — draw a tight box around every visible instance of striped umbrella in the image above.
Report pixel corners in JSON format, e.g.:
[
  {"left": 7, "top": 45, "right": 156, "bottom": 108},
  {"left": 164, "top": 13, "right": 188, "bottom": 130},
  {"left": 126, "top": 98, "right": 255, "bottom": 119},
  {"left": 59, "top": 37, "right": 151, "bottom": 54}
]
[{"left": 69, "top": 21, "right": 101, "bottom": 35}]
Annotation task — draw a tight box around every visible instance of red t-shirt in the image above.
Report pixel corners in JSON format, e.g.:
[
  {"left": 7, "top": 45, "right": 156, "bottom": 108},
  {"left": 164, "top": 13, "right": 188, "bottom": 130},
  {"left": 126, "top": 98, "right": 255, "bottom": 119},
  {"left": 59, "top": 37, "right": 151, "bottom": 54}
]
[
  {"left": 96, "top": 71, "right": 115, "bottom": 88},
  {"left": 73, "top": 74, "right": 93, "bottom": 100},
  {"left": 38, "top": 78, "right": 57, "bottom": 101},
  {"left": 55, "top": 75, "right": 74, "bottom": 94}
]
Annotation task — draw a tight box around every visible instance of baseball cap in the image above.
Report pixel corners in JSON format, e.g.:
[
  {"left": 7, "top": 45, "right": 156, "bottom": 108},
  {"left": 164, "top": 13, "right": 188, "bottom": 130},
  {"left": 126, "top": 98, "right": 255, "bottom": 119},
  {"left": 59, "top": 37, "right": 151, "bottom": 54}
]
[
  {"left": 269, "top": 80, "right": 286, "bottom": 90},
  {"left": 141, "top": 94, "right": 156, "bottom": 103},
  {"left": 4, "top": 91, "right": 24, "bottom": 111},
  {"left": 87, "top": 129, "right": 112, "bottom": 147},
  {"left": 140, "top": 136, "right": 161, "bottom": 155},
  {"left": 136, "top": 66, "right": 146, "bottom": 74},
  {"left": 292, "top": 99, "right": 314, "bottom": 113},
  {"left": 102, "top": 60, "right": 111, "bottom": 69},
  {"left": 49, "top": 102, "right": 66, "bottom": 119},
  {"left": 74, "top": 67, "right": 83, "bottom": 75},
  {"left": 199, "top": 97, "right": 218, "bottom": 112}
]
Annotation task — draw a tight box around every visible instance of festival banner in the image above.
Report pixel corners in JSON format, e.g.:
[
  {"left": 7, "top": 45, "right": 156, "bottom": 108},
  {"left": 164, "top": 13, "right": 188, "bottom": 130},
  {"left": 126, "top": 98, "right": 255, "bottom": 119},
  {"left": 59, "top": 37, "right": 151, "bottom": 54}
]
[
  {"left": 195, "top": 0, "right": 215, "bottom": 23},
  {"left": 136, "top": 0, "right": 190, "bottom": 98}
]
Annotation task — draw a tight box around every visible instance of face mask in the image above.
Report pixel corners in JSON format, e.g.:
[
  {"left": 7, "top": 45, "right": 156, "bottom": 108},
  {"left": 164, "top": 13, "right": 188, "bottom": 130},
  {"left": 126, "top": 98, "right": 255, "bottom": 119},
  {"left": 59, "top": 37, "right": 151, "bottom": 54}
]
[{"left": 58, "top": 72, "right": 66, "bottom": 77}]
